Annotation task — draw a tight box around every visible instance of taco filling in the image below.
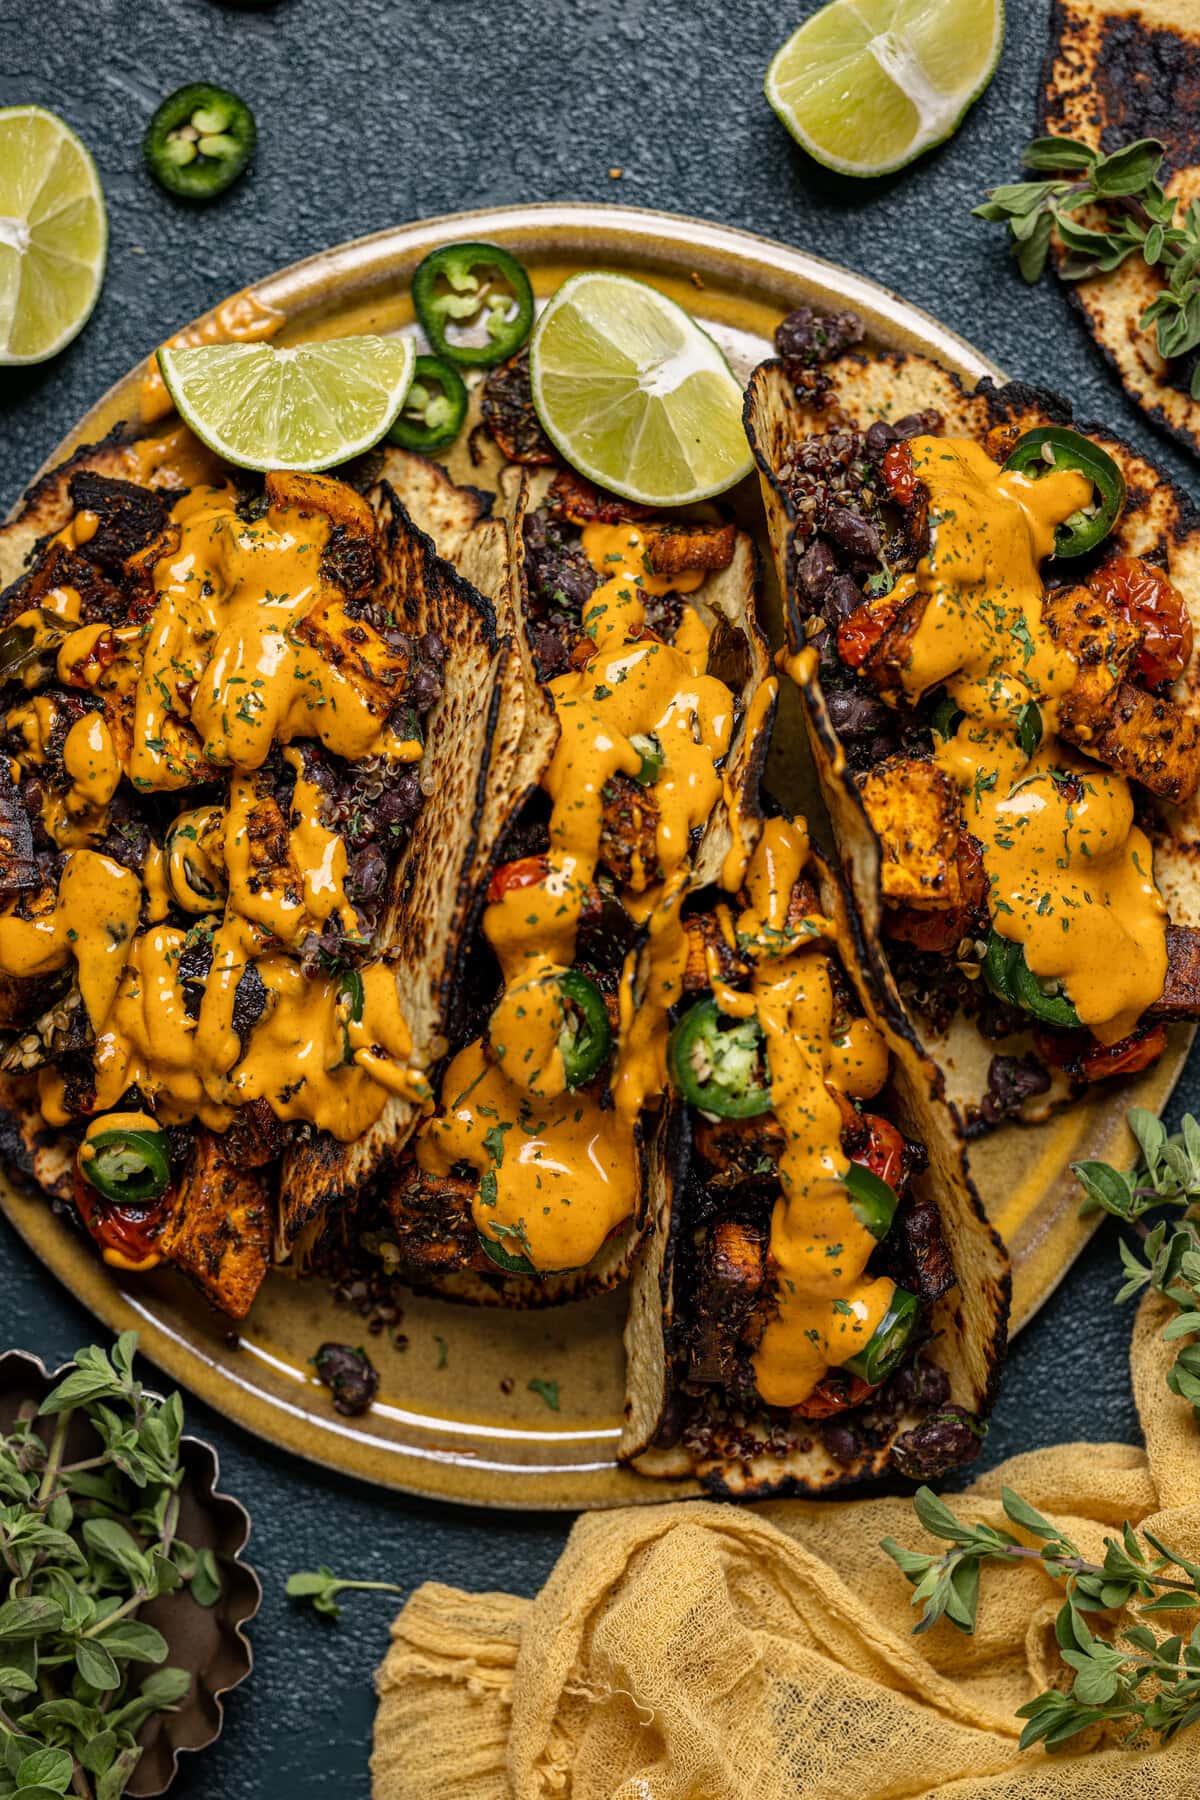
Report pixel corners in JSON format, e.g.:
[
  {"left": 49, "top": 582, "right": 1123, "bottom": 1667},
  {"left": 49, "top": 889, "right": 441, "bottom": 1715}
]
[
  {"left": 748, "top": 317, "right": 1200, "bottom": 1109},
  {"left": 0, "top": 438, "right": 465, "bottom": 1311}
]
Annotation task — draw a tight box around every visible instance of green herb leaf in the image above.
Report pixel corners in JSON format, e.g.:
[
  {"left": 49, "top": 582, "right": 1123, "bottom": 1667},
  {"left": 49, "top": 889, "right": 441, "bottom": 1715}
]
[{"left": 527, "top": 1378, "right": 560, "bottom": 1411}]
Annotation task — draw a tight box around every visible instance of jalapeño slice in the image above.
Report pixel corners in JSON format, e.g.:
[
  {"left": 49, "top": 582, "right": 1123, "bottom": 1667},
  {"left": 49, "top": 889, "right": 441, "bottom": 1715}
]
[
  {"left": 982, "top": 927, "right": 1080, "bottom": 1027},
  {"left": 412, "top": 242, "right": 534, "bottom": 369},
  {"left": 336, "top": 968, "right": 365, "bottom": 1066},
  {"left": 843, "top": 1161, "right": 899, "bottom": 1241},
  {"left": 387, "top": 354, "right": 468, "bottom": 453},
  {"left": 558, "top": 970, "right": 611, "bottom": 1089},
  {"left": 843, "top": 1286, "right": 919, "bottom": 1386},
  {"left": 478, "top": 1231, "right": 536, "bottom": 1275},
  {"left": 144, "top": 84, "right": 256, "bottom": 200},
  {"left": 1003, "top": 427, "right": 1125, "bottom": 559},
  {"left": 668, "top": 998, "right": 772, "bottom": 1119},
  {"left": 79, "top": 1121, "right": 170, "bottom": 1206}
]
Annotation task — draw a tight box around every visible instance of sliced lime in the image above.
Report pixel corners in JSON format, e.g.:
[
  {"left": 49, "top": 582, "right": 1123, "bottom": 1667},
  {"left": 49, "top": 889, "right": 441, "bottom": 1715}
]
[
  {"left": 766, "top": 0, "right": 1004, "bottom": 178},
  {"left": 157, "top": 335, "right": 416, "bottom": 471},
  {"left": 0, "top": 106, "right": 107, "bottom": 365},
  {"left": 529, "top": 272, "right": 752, "bottom": 507}
]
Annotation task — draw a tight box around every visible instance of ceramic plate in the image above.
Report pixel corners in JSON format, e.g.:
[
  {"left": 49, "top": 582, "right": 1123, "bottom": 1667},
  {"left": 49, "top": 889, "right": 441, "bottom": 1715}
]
[{"left": 1, "top": 203, "right": 1188, "bottom": 1507}]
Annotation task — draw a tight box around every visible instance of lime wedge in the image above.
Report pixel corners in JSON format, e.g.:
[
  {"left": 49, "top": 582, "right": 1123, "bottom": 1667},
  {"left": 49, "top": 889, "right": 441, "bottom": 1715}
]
[
  {"left": 0, "top": 106, "right": 107, "bottom": 365},
  {"left": 766, "top": 0, "right": 1004, "bottom": 178},
  {"left": 529, "top": 272, "right": 753, "bottom": 508},
  {"left": 157, "top": 335, "right": 416, "bottom": 472}
]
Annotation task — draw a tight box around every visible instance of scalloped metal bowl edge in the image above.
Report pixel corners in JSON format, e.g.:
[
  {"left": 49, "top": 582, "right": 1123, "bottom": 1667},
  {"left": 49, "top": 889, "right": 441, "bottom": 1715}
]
[{"left": 0, "top": 1347, "right": 259, "bottom": 1796}]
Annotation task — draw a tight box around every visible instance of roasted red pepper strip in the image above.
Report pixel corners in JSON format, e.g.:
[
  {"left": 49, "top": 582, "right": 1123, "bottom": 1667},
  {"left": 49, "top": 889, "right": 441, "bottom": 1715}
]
[
  {"left": 837, "top": 598, "right": 902, "bottom": 669},
  {"left": 1087, "top": 556, "right": 1194, "bottom": 687}
]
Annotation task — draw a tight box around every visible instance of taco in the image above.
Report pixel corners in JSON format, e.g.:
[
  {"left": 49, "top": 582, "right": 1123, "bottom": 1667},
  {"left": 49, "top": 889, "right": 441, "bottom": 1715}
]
[
  {"left": 746, "top": 315, "right": 1200, "bottom": 1129},
  {"left": 0, "top": 421, "right": 508, "bottom": 1316},
  {"left": 619, "top": 810, "right": 1010, "bottom": 1495},
  {"left": 359, "top": 448, "right": 776, "bottom": 1305}
]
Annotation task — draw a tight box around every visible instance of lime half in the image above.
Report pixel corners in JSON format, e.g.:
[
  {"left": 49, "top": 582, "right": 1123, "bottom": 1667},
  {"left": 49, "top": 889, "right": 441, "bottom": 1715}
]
[
  {"left": 766, "top": 0, "right": 1004, "bottom": 178},
  {"left": 530, "top": 272, "right": 753, "bottom": 508},
  {"left": 157, "top": 335, "right": 416, "bottom": 471},
  {"left": 0, "top": 106, "right": 107, "bottom": 365}
]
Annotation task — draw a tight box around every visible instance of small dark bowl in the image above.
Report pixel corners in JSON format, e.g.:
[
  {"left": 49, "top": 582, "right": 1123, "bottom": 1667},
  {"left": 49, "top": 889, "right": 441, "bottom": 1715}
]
[{"left": 0, "top": 1349, "right": 260, "bottom": 1798}]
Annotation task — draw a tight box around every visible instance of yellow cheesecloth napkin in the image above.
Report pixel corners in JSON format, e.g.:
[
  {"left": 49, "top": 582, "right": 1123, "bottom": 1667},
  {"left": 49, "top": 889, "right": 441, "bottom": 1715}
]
[{"left": 372, "top": 1293, "right": 1200, "bottom": 1799}]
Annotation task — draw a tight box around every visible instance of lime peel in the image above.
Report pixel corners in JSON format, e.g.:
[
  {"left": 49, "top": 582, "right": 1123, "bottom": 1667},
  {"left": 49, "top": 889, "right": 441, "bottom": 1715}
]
[
  {"left": 157, "top": 334, "right": 416, "bottom": 472},
  {"left": 0, "top": 104, "right": 107, "bottom": 366},
  {"left": 766, "top": 0, "right": 1005, "bottom": 180},
  {"left": 530, "top": 271, "right": 753, "bottom": 508}
]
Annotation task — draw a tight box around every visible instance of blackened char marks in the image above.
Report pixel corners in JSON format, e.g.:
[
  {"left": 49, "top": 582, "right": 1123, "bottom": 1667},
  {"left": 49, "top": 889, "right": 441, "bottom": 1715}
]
[{"left": 66, "top": 472, "right": 169, "bottom": 575}]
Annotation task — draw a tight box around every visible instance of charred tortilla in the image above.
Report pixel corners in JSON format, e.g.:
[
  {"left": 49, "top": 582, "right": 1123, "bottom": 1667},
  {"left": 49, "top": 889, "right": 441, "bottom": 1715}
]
[
  {"left": 620, "top": 829, "right": 1010, "bottom": 1497},
  {"left": 1041, "top": 0, "right": 1200, "bottom": 453},
  {"left": 747, "top": 344, "right": 1200, "bottom": 1122}
]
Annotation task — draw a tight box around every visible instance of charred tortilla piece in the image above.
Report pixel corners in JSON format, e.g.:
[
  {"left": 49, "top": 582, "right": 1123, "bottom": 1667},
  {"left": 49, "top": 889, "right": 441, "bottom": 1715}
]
[
  {"left": 620, "top": 847, "right": 1009, "bottom": 1497},
  {"left": 278, "top": 483, "right": 513, "bottom": 1252},
  {"left": 747, "top": 344, "right": 1200, "bottom": 1122},
  {"left": 1042, "top": 0, "right": 1200, "bottom": 454}
]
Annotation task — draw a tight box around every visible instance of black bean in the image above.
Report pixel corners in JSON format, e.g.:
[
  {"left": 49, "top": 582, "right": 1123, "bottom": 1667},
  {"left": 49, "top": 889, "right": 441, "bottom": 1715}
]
[
  {"left": 820, "top": 1421, "right": 861, "bottom": 1466},
  {"left": 798, "top": 538, "right": 837, "bottom": 604},
  {"left": 350, "top": 848, "right": 388, "bottom": 901},
  {"left": 864, "top": 420, "right": 899, "bottom": 455},
  {"left": 825, "top": 689, "right": 891, "bottom": 737},
  {"left": 378, "top": 772, "right": 422, "bottom": 826},
  {"left": 824, "top": 574, "right": 864, "bottom": 624},
  {"left": 889, "top": 1356, "right": 951, "bottom": 1411},
  {"left": 890, "top": 1406, "right": 984, "bottom": 1481},
  {"left": 894, "top": 409, "right": 942, "bottom": 441},
  {"left": 382, "top": 627, "right": 414, "bottom": 656},
  {"left": 419, "top": 630, "right": 445, "bottom": 665},
  {"left": 822, "top": 504, "right": 881, "bottom": 561},
  {"left": 410, "top": 666, "right": 442, "bottom": 711}
]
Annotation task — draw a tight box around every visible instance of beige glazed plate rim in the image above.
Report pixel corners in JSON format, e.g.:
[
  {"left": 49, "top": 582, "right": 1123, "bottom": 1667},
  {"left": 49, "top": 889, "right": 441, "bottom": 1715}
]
[{"left": 0, "top": 202, "right": 1187, "bottom": 1509}]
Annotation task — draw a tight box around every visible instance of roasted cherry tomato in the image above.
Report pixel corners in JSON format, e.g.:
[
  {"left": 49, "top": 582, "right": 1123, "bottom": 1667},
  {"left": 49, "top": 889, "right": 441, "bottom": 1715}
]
[
  {"left": 487, "top": 855, "right": 550, "bottom": 904},
  {"left": 837, "top": 597, "right": 902, "bottom": 669},
  {"left": 843, "top": 1286, "right": 920, "bottom": 1386},
  {"left": 144, "top": 84, "right": 256, "bottom": 200},
  {"left": 853, "top": 1112, "right": 905, "bottom": 1192},
  {"left": 412, "top": 242, "right": 534, "bottom": 369},
  {"left": 881, "top": 440, "right": 919, "bottom": 505},
  {"left": 1087, "top": 555, "right": 1194, "bottom": 687},
  {"left": 1003, "top": 426, "right": 1125, "bottom": 558},
  {"left": 793, "top": 1371, "right": 875, "bottom": 1420},
  {"left": 74, "top": 1175, "right": 171, "bottom": 1271},
  {"left": 1080, "top": 1025, "right": 1167, "bottom": 1083}
]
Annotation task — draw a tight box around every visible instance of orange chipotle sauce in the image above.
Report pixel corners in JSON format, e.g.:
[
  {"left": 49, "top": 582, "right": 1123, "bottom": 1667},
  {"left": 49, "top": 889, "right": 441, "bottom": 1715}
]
[
  {"left": 418, "top": 523, "right": 738, "bottom": 1271},
  {"left": 874, "top": 437, "right": 1167, "bottom": 1044},
  {"left": 0, "top": 474, "right": 427, "bottom": 1142}
]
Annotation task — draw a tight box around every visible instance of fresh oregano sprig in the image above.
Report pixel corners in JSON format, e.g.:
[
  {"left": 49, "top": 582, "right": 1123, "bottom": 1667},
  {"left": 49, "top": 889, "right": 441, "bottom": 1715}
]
[
  {"left": 1072, "top": 1107, "right": 1200, "bottom": 1420},
  {"left": 285, "top": 1567, "right": 404, "bottom": 1621},
  {"left": 0, "top": 1333, "right": 222, "bottom": 1799},
  {"left": 883, "top": 1486, "right": 1200, "bottom": 1749},
  {"left": 973, "top": 135, "right": 1200, "bottom": 397}
]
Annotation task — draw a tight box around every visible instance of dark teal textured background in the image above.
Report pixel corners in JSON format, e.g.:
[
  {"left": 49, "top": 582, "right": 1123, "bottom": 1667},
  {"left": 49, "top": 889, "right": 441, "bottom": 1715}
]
[{"left": 0, "top": 1, "right": 1196, "bottom": 1793}]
